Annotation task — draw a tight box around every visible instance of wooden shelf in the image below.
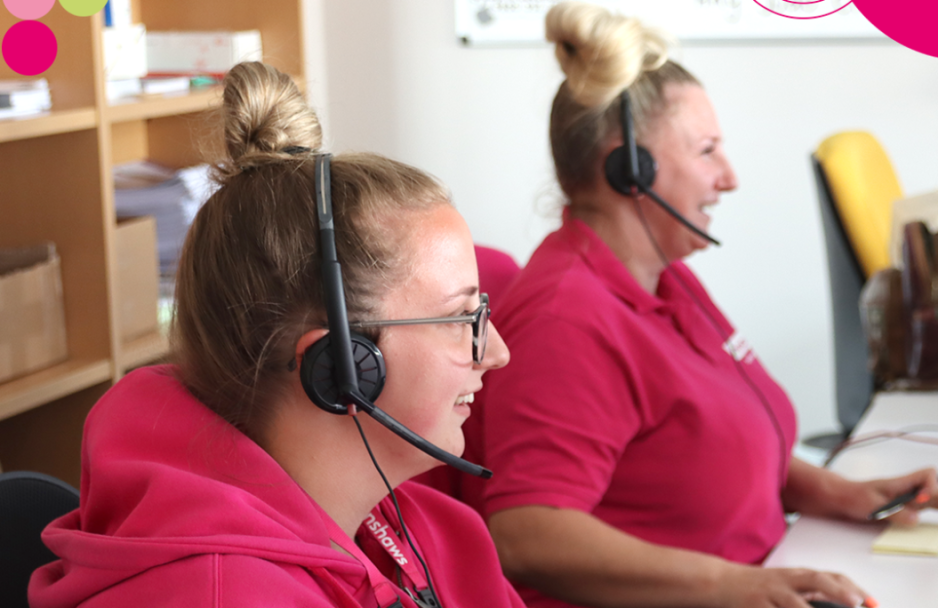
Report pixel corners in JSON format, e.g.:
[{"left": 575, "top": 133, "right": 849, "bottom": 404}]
[
  {"left": 0, "top": 108, "right": 98, "bottom": 144},
  {"left": 120, "top": 330, "right": 170, "bottom": 372},
  {"left": 0, "top": 0, "right": 305, "bottom": 481},
  {"left": 105, "top": 87, "right": 223, "bottom": 123},
  {"left": 0, "top": 359, "right": 112, "bottom": 423}
]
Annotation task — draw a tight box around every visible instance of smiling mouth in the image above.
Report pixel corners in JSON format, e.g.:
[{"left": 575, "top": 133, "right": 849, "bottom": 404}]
[{"left": 455, "top": 393, "right": 475, "bottom": 405}]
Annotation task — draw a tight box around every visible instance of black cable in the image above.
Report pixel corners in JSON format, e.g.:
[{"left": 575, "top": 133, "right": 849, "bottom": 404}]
[
  {"left": 353, "top": 415, "right": 442, "bottom": 608},
  {"left": 633, "top": 197, "right": 789, "bottom": 488}
]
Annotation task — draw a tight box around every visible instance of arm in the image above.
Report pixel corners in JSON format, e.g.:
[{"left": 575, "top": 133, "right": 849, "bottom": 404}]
[
  {"left": 488, "top": 505, "right": 868, "bottom": 608},
  {"left": 782, "top": 457, "right": 938, "bottom": 525}
]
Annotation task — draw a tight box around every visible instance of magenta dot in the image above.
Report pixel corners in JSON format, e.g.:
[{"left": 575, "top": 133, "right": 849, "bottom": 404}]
[
  {"left": 854, "top": 0, "right": 938, "bottom": 57},
  {"left": 2, "top": 21, "right": 58, "bottom": 76},
  {"left": 3, "top": 0, "right": 57, "bottom": 20}
]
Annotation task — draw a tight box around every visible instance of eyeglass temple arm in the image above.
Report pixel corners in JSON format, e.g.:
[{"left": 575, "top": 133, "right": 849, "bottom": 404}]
[{"left": 350, "top": 315, "right": 477, "bottom": 329}]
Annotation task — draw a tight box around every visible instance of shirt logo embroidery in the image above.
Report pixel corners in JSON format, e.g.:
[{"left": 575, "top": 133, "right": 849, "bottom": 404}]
[
  {"left": 364, "top": 513, "right": 409, "bottom": 566},
  {"left": 722, "top": 331, "right": 755, "bottom": 364}
]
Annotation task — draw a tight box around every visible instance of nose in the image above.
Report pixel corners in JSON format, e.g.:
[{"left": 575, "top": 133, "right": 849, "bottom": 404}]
[
  {"left": 717, "top": 153, "right": 738, "bottom": 192},
  {"left": 478, "top": 322, "right": 510, "bottom": 371}
]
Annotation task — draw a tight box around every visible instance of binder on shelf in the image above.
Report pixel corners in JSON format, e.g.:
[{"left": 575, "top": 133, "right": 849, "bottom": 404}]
[{"left": 103, "top": 0, "right": 133, "bottom": 28}]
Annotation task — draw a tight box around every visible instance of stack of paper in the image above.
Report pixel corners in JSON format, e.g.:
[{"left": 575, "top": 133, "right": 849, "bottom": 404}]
[
  {"left": 113, "top": 161, "right": 216, "bottom": 279},
  {"left": 872, "top": 522, "right": 938, "bottom": 556},
  {"left": 0, "top": 79, "right": 51, "bottom": 119}
]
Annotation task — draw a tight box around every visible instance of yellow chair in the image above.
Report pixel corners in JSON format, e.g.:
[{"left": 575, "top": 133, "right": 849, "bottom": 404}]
[
  {"left": 812, "top": 132, "right": 903, "bottom": 434},
  {"left": 815, "top": 132, "right": 903, "bottom": 278}
]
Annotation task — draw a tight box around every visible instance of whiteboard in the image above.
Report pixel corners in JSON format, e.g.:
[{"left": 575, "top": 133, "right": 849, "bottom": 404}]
[{"left": 455, "top": 0, "right": 885, "bottom": 45}]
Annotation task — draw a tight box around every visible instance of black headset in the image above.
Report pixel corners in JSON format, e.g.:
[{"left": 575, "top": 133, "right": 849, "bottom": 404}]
[
  {"left": 299, "top": 154, "right": 493, "bottom": 479},
  {"left": 604, "top": 90, "right": 720, "bottom": 247}
]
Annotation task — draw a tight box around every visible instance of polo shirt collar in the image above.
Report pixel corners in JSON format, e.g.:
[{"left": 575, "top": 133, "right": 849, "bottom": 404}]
[
  {"left": 560, "top": 216, "right": 662, "bottom": 315},
  {"left": 560, "top": 217, "right": 724, "bottom": 363}
]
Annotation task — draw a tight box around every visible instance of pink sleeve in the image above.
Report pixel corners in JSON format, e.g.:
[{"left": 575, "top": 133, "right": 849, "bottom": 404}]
[{"left": 482, "top": 314, "right": 642, "bottom": 517}]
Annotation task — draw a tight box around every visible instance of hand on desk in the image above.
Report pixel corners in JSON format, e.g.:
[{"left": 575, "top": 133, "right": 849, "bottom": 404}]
[
  {"left": 839, "top": 467, "right": 938, "bottom": 526},
  {"left": 717, "top": 564, "right": 872, "bottom": 608},
  {"left": 783, "top": 459, "right": 937, "bottom": 526}
]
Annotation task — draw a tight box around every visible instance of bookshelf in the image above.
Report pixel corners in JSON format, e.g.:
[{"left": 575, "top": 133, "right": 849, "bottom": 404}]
[{"left": 0, "top": 0, "right": 306, "bottom": 486}]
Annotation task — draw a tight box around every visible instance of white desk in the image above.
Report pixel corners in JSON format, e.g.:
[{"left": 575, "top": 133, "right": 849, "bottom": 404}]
[{"left": 765, "top": 392, "right": 938, "bottom": 606}]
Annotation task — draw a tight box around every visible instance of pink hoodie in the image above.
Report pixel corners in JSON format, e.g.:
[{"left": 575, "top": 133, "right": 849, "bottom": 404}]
[{"left": 29, "top": 366, "right": 524, "bottom": 608}]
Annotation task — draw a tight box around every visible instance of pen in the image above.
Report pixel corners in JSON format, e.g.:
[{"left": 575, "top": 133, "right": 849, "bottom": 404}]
[{"left": 867, "top": 486, "right": 925, "bottom": 521}]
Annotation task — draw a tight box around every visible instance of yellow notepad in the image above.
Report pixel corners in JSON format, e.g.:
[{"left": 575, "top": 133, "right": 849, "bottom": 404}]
[{"left": 872, "top": 523, "right": 938, "bottom": 556}]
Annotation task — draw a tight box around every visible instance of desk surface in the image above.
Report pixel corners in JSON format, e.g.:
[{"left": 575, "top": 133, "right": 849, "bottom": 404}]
[{"left": 765, "top": 392, "right": 938, "bottom": 606}]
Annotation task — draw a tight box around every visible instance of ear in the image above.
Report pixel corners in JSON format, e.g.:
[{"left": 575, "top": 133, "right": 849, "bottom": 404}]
[{"left": 295, "top": 328, "right": 330, "bottom": 368}]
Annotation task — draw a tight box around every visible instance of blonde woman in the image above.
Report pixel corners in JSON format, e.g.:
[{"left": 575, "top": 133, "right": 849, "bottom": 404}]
[{"left": 467, "top": 3, "right": 938, "bottom": 608}]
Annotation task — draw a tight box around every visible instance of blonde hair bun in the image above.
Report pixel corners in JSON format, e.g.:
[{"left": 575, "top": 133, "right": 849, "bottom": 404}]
[
  {"left": 219, "top": 62, "right": 322, "bottom": 178},
  {"left": 546, "top": 1, "right": 671, "bottom": 108}
]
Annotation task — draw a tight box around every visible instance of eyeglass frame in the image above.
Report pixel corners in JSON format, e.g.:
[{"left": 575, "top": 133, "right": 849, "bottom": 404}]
[{"left": 349, "top": 293, "right": 490, "bottom": 365}]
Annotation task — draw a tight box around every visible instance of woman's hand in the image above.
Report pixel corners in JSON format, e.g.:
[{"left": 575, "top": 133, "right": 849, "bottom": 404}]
[
  {"left": 714, "top": 563, "right": 873, "bottom": 608},
  {"left": 837, "top": 467, "right": 938, "bottom": 525},
  {"left": 784, "top": 459, "right": 938, "bottom": 525}
]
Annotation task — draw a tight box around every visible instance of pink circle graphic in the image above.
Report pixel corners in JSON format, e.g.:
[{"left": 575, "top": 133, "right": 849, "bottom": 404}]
[
  {"left": 2, "top": 21, "right": 58, "bottom": 76},
  {"left": 853, "top": 0, "right": 938, "bottom": 57},
  {"left": 752, "top": 0, "right": 854, "bottom": 19},
  {"left": 3, "top": 0, "right": 56, "bottom": 20}
]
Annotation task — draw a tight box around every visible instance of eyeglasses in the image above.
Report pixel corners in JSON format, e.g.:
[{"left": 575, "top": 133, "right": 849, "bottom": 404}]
[{"left": 350, "top": 293, "right": 490, "bottom": 365}]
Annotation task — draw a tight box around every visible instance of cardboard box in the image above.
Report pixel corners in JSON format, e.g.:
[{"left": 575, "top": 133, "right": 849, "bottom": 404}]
[
  {"left": 115, "top": 217, "right": 160, "bottom": 341},
  {"left": 0, "top": 243, "right": 68, "bottom": 384},
  {"left": 147, "top": 30, "right": 262, "bottom": 76}
]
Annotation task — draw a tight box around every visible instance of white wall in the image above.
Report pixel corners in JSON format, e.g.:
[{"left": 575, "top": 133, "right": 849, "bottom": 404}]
[{"left": 306, "top": 0, "right": 938, "bottom": 439}]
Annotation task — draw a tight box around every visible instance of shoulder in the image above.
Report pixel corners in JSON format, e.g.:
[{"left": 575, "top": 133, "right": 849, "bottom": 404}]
[
  {"left": 394, "top": 481, "right": 494, "bottom": 548},
  {"left": 396, "top": 480, "right": 486, "bottom": 524},
  {"left": 393, "top": 482, "right": 524, "bottom": 608},
  {"left": 474, "top": 245, "right": 520, "bottom": 275},
  {"left": 56, "top": 554, "right": 339, "bottom": 608}
]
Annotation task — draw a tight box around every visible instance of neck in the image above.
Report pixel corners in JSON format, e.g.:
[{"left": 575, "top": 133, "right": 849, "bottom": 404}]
[
  {"left": 264, "top": 393, "right": 395, "bottom": 539},
  {"left": 570, "top": 195, "right": 668, "bottom": 294}
]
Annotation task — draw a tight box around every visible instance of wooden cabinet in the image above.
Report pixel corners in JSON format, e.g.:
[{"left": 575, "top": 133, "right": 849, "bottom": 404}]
[{"left": 0, "top": 0, "right": 305, "bottom": 486}]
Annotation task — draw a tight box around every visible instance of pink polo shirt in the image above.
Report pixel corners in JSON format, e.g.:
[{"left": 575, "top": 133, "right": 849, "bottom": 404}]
[{"left": 478, "top": 219, "right": 797, "bottom": 595}]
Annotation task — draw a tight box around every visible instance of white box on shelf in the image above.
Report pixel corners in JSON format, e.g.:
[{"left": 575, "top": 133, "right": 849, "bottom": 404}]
[
  {"left": 105, "top": 78, "right": 142, "bottom": 102},
  {"left": 147, "top": 30, "right": 262, "bottom": 76},
  {"left": 103, "top": 24, "right": 147, "bottom": 81}
]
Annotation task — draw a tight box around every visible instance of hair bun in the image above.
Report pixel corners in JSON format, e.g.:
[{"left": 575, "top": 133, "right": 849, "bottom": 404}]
[
  {"left": 218, "top": 62, "right": 322, "bottom": 178},
  {"left": 546, "top": 1, "right": 671, "bottom": 109}
]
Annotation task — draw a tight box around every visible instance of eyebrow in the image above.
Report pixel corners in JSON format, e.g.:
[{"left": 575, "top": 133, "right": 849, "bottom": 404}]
[{"left": 443, "top": 286, "right": 479, "bottom": 303}]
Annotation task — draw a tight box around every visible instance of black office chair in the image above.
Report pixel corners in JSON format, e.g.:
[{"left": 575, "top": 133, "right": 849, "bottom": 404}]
[
  {"left": 0, "top": 471, "right": 79, "bottom": 608},
  {"left": 812, "top": 155, "right": 875, "bottom": 437}
]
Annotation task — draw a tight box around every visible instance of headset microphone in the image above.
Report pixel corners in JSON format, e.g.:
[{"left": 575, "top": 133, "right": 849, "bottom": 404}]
[
  {"left": 300, "top": 153, "right": 493, "bottom": 480},
  {"left": 604, "top": 90, "right": 721, "bottom": 247}
]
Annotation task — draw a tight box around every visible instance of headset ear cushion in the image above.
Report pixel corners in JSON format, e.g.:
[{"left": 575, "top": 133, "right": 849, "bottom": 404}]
[
  {"left": 300, "top": 332, "right": 387, "bottom": 414},
  {"left": 636, "top": 146, "right": 657, "bottom": 188},
  {"left": 604, "top": 145, "right": 658, "bottom": 195}
]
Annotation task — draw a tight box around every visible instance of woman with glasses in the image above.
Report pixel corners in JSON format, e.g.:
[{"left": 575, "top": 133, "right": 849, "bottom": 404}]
[
  {"left": 463, "top": 3, "right": 938, "bottom": 608},
  {"left": 30, "top": 62, "right": 519, "bottom": 608}
]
